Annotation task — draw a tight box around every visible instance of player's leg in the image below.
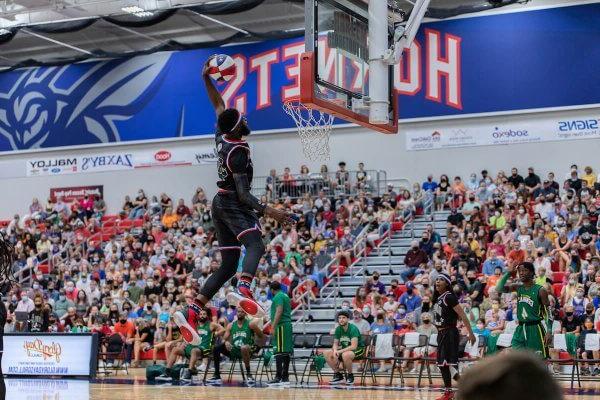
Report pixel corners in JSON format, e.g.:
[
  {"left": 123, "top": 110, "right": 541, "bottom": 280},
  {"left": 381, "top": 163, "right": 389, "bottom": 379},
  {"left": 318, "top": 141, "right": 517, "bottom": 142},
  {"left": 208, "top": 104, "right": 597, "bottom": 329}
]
[
  {"left": 341, "top": 351, "right": 356, "bottom": 384},
  {"left": 436, "top": 329, "right": 457, "bottom": 400},
  {"left": 280, "top": 323, "right": 293, "bottom": 383},
  {"left": 240, "top": 345, "right": 253, "bottom": 380},
  {"left": 174, "top": 209, "right": 240, "bottom": 344},
  {"left": 207, "top": 342, "right": 230, "bottom": 383},
  {"left": 510, "top": 324, "right": 527, "bottom": 350},
  {"left": 226, "top": 225, "right": 266, "bottom": 317}
]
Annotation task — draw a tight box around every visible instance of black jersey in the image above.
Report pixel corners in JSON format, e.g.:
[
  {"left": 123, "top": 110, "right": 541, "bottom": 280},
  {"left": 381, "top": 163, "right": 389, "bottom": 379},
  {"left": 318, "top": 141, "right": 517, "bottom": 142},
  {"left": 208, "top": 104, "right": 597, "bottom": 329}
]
[
  {"left": 432, "top": 291, "right": 459, "bottom": 329},
  {"left": 216, "top": 132, "right": 253, "bottom": 192}
]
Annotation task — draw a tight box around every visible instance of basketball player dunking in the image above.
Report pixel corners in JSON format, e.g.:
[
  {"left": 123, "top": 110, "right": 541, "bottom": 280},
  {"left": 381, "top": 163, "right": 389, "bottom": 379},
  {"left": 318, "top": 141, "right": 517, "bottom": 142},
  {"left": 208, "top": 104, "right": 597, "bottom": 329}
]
[{"left": 175, "top": 58, "right": 296, "bottom": 345}]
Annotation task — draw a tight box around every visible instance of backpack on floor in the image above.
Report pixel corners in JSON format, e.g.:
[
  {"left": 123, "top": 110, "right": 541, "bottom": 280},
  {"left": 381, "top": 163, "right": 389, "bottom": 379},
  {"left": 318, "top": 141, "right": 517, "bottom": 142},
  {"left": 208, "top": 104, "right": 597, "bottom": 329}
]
[{"left": 146, "top": 364, "right": 166, "bottom": 382}]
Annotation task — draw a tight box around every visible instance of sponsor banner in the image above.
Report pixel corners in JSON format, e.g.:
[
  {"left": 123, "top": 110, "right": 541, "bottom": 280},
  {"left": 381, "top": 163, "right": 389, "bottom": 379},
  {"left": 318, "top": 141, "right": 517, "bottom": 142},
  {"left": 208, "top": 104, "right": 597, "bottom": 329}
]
[
  {"left": 26, "top": 156, "right": 78, "bottom": 177},
  {"left": 0, "top": 3, "right": 599, "bottom": 153},
  {"left": 405, "top": 116, "right": 600, "bottom": 151},
  {"left": 79, "top": 152, "right": 135, "bottom": 173},
  {"left": 3, "top": 334, "right": 94, "bottom": 376},
  {"left": 50, "top": 185, "right": 103, "bottom": 202},
  {"left": 133, "top": 146, "right": 218, "bottom": 168},
  {"left": 7, "top": 379, "right": 90, "bottom": 400},
  {"left": 24, "top": 146, "right": 216, "bottom": 177}
]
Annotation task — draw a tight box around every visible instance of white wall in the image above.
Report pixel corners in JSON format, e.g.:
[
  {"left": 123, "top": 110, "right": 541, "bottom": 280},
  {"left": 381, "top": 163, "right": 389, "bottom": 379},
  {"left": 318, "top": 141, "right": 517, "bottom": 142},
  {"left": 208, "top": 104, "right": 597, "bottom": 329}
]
[{"left": 0, "top": 105, "right": 598, "bottom": 219}]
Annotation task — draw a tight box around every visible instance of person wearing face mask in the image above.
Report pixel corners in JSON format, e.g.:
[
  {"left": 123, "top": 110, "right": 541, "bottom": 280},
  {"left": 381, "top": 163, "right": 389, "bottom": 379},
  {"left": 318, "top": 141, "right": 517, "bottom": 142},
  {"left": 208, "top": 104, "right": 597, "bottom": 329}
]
[
  {"left": 399, "top": 282, "right": 422, "bottom": 314},
  {"left": 367, "top": 271, "right": 386, "bottom": 295},
  {"left": 577, "top": 316, "right": 600, "bottom": 376},
  {"left": 402, "top": 240, "right": 428, "bottom": 282},
  {"left": 113, "top": 312, "right": 136, "bottom": 366},
  {"left": 568, "top": 285, "right": 589, "bottom": 318},
  {"left": 28, "top": 295, "right": 49, "bottom": 332},
  {"left": 53, "top": 289, "right": 73, "bottom": 318},
  {"left": 461, "top": 194, "right": 481, "bottom": 222},
  {"left": 15, "top": 291, "right": 34, "bottom": 313}
]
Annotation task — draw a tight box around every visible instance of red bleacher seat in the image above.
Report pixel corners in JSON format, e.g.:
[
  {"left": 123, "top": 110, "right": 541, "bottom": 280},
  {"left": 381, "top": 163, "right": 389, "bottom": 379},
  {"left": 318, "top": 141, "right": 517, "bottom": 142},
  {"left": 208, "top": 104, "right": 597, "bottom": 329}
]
[
  {"left": 102, "top": 220, "right": 116, "bottom": 228},
  {"left": 38, "top": 264, "right": 50, "bottom": 274},
  {"left": 101, "top": 214, "right": 119, "bottom": 222},
  {"left": 0, "top": 220, "right": 9, "bottom": 228},
  {"left": 118, "top": 220, "right": 134, "bottom": 230},
  {"left": 391, "top": 221, "right": 404, "bottom": 231},
  {"left": 133, "top": 219, "right": 144, "bottom": 228}
]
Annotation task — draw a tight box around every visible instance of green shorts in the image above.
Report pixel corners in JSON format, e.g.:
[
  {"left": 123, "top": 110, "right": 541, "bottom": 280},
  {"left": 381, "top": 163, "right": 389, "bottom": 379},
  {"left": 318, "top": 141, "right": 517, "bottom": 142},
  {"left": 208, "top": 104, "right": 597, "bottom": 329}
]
[
  {"left": 511, "top": 322, "right": 548, "bottom": 358},
  {"left": 230, "top": 344, "right": 258, "bottom": 359},
  {"left": 273, "top": 323, "right": 294, "bottom": 354},
  {"left": 184, "top": 344, "right": 211, "bottom": 359},
  {"left": 351, "top": 347, "right": 365, "bottom": 360}
]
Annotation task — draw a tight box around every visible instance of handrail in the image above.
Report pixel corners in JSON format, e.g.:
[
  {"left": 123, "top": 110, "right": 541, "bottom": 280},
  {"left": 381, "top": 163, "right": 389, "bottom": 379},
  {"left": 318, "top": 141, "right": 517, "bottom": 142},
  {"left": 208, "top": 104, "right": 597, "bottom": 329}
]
[
  {"left": 252, "top": 169, "right": 387, "bottom": 201},
  {"left": 291, "top": 222, "right": 373, "bottom": 332},
  {"left": 16, "top": 236, "right": 73, "bottom": 286}
]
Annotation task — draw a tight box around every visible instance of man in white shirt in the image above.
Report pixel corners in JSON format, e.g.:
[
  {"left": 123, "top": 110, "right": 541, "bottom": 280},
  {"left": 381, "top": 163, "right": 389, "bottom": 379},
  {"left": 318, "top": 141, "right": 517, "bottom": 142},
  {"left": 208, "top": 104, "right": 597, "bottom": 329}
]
[
  {"left": 533, "top": 195, "right": 553, "bottom": 221},
  {"left": 461, "top": 194, "right": 481, "bottom": 221},
  {"left": 270, "top": 228, "right": 294, "bottom": 252},
  {"left": 15, "top": 291, "right": 35, "bottom": 313}
]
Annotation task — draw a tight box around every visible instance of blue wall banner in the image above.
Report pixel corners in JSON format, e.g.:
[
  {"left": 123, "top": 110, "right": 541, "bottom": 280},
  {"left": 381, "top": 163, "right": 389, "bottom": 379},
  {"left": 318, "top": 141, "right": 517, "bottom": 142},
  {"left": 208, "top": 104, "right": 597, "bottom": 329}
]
[{"left": 0, "top": 2, "right": 599, "bottom": 153}]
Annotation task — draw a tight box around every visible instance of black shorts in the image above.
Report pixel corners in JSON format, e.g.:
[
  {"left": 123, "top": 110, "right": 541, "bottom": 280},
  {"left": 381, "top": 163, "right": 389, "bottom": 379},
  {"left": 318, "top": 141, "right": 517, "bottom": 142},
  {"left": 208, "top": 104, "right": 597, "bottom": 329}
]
[
  {"left": 212, "top": 192, "right": 260, "bottom": 248},
  {"left": 437, "top": 327, "right": 459, "bottom": 367}
]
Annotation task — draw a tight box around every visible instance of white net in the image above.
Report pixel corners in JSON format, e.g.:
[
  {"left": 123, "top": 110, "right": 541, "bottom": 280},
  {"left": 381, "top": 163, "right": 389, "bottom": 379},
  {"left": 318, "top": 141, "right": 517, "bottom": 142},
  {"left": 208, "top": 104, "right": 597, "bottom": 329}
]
[{"left": 283, "top": 100, "right": 335, "bottom": 161}]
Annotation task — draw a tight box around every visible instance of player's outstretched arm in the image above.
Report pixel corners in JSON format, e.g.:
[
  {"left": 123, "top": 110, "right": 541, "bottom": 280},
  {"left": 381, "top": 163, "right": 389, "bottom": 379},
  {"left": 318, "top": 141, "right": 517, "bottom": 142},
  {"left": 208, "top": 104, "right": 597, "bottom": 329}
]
[
  {"left": 496, "top": 263, "right": 521, "bottom": 293},
  {"left": 202, "top": 58, "right": 225, "bottom": 117}
]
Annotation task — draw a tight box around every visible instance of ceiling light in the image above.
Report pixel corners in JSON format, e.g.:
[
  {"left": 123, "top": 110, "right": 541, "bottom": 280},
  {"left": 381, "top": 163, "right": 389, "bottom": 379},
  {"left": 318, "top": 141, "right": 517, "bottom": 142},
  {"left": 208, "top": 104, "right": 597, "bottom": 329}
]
[{"left": 121, "top": 6, "right": 154, "bottom": 17}]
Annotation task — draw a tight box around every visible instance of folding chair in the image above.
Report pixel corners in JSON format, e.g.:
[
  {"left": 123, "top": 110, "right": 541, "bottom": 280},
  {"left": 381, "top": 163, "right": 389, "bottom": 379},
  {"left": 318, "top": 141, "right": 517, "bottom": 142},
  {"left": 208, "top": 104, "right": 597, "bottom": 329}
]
[
  {"left": 570, "top": 333, "right": 600, "bottom": 389},
  {"left": 312, "top": 334, "right": 334, "bottom": 384},
  {"left": 360, "top": 333, "right": 398, "bottom": 385},
  {"left": 391, "top": 333, "right": 429, "bottom": 387},
  {"left": 547, "top": 333, "right": 575, "bottom": 384},
  {"left": 227, "top": 339, "right": 266, "bottom": 383},
  {"left": 97, "top": 334, "right": 129, "bottom": 376},
  {"left": 459, "top": 335, "right": 487, "bottom": 375},
  {"left": 417, "top": 333, "right": 437, "bottom": 388},
  {"left": 290, "top": 334, "right": 319, "bottom": 383},
  {"left": 255, "top": 335, "right": 273, "bottom": 382}
]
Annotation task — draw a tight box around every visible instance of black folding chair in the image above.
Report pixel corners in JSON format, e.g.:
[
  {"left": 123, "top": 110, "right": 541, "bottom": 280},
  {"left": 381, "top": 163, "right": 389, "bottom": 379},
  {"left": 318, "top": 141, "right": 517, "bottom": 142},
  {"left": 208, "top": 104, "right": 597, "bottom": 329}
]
[
  {"left": 360, "top": 334, "right": 399, "bottom": 385},
  {"left": 311, "top": 334, "right": 334, "bottom": 384},
  {"left": 391, "top": 334, "right": 429, "bottom": 387},
  {"left": 290, "top": 334, "right": 319, "bottom": 383},
  {"left": 417, "top": 333, "right": 437, "bottom": 388},
  {"left": 254, "top": 335, "right": 273, "bottom": 382}
]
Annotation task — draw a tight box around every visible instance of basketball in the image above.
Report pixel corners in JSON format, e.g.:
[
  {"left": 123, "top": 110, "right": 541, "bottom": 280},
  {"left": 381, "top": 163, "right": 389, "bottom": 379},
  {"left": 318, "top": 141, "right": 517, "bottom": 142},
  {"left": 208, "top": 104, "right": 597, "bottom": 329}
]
[{"left": 207, "top": 54, "right": 236, "bottom": 82}]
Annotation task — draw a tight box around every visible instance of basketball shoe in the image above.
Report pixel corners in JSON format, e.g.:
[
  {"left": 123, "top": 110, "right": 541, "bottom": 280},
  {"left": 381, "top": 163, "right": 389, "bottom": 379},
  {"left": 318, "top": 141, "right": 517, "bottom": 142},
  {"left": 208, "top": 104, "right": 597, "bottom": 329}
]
[
  {"left": 172, "top": 302, "right": 203, "bottom": 345},
  {"left": 226, "top": 278, "right": 265, "bottom": 318}
]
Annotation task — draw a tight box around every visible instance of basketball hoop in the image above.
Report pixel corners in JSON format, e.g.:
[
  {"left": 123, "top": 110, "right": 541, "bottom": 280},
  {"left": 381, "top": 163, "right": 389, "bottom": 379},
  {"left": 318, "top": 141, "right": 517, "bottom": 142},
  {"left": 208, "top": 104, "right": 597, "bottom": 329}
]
[{"left": 283, "top": 99, "right": 335, "bottom": 161}]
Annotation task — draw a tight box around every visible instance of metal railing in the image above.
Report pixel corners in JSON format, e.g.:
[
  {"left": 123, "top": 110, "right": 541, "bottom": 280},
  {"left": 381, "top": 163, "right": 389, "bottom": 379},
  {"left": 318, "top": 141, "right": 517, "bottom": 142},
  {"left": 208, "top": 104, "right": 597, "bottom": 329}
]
[
  {"left": 15, "top": 236, "right": 74, "bottom": 286},
  {"left": 291, "top": 222, "right": 373, "bottom": 333},
  {"left": 252, "top": 170, "right": 388, "bottom": 201}
]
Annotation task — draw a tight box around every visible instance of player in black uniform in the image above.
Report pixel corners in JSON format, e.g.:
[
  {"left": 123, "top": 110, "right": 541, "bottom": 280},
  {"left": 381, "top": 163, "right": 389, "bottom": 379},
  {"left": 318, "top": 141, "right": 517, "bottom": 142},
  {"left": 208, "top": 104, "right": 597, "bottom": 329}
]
[
  {"left": 432, "top": 273, "right": 476, "bottom": 400},
  {"left": 175, "top": 57, "right": 295, "bottom": 345}
]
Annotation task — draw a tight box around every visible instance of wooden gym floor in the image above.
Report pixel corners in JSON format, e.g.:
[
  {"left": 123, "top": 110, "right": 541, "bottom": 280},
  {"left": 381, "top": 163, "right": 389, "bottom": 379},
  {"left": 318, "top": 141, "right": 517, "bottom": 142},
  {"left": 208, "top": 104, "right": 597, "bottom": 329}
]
[{"left": 7, "top": 368, "right": 600, "bottom": 400}]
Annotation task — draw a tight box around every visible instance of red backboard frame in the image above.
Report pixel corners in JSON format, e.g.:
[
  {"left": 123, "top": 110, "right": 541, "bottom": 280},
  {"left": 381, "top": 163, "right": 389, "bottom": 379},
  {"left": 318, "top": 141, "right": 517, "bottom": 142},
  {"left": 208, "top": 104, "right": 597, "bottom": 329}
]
[{"left": 299, "top": 51, "right": 398, "bottom": 134}]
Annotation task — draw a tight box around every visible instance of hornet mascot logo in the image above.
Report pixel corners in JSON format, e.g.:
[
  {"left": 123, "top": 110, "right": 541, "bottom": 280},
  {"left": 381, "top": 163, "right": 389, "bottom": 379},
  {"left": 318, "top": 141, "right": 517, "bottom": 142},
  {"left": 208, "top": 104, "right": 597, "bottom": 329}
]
[{"left": 0, "top": 52, "right": 171, "bottom": 150}]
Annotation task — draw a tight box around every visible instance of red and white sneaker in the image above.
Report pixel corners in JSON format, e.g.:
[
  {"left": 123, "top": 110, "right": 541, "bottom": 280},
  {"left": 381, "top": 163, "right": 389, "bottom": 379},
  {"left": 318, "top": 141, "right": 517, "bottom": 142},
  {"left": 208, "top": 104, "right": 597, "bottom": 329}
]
[
  {"left": 435, "top": 390, "right": 455, "bottom": 400},
  {"left": 226, "top": 285, "right": 265, "bottom": 318},
  {"left": 173, "top": 308, "right": 201, "bottom": 346}
]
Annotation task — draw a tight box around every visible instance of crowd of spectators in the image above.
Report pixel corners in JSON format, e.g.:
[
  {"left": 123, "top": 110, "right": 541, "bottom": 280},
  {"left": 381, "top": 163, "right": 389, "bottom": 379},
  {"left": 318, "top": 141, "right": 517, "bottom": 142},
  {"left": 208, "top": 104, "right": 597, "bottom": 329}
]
[
  {"left": 1, "top": 161, "right": 408, "bottom": 367},
  {"left": 340, "top": 164, "right": 600, "bottom": 375}
]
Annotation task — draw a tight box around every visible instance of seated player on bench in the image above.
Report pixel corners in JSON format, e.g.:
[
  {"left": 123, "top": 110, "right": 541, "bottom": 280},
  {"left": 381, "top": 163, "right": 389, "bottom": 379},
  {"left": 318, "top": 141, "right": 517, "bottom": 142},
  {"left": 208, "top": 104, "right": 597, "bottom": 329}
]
[
  {"left": 206, "top": 307, "right": 265, "bottom": 386},
  {"left": 324, "top": 310, "right": 366, "bottom": 385},
  {"left": 158, "top": 308, "right": 224, "bottom": 382}
]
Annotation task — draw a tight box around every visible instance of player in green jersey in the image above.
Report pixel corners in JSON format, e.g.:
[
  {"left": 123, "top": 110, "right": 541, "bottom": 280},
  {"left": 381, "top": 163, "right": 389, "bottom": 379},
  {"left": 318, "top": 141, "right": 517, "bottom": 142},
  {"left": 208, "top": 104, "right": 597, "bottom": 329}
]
[
  {"left": 206, "top": 307, "right": 264, "bottom": 386},
  {"left": 496, "top": 261, "right": 551, "bottom": 357},
  {"left": 267, "top": 281, "right": 293, "bottom": 387},
  {"left": 159, "top": 308, "right": 224, "bottom": 382},
  {"left": 324, "top": 310, "right": 366, "bottom": 385}
]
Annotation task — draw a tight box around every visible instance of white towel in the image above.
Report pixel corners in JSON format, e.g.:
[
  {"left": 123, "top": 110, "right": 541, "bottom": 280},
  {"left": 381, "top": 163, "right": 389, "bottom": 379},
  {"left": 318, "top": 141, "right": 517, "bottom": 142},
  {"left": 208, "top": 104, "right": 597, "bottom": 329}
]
[{"left": 374, "top": 334, "right": 395, "bottom": 358}]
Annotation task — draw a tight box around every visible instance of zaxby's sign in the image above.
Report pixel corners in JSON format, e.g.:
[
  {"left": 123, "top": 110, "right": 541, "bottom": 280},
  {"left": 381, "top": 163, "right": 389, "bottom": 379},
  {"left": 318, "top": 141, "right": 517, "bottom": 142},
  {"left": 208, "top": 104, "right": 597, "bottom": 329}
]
[{"left": 1, "top": 2, "right": 600, "bottom": 153}]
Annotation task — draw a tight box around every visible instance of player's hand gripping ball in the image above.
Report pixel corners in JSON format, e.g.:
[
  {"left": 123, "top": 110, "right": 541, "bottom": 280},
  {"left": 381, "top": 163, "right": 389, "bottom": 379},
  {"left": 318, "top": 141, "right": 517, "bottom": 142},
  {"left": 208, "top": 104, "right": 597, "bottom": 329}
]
[{"left": 207, "top": 54, "right": 236, "bottom": 82}]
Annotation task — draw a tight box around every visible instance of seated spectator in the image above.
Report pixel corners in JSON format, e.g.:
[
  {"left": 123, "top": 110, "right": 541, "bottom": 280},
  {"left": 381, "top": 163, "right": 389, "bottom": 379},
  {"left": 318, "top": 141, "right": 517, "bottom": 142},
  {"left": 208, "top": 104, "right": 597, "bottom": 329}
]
[
  {"left": 323, "top": 310, "right": 366, "bottom": 385},
  {"left": 401, "top": 240, "right": 428, "bottom": 282},
  {"left": 482, "top": 250, "right": 505, "bottom": 276},
  {"left": 350, "top": 309, "right": 371, "bottom": 335},
  {"left": 129, "top": 190, "right": 148, "bottom": 219},
  {"left": 578, "top": 316, "right": 600, "bottom": 376},
  {"left": 398, "top": 282, "right": 422, "bottom": 314}
]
